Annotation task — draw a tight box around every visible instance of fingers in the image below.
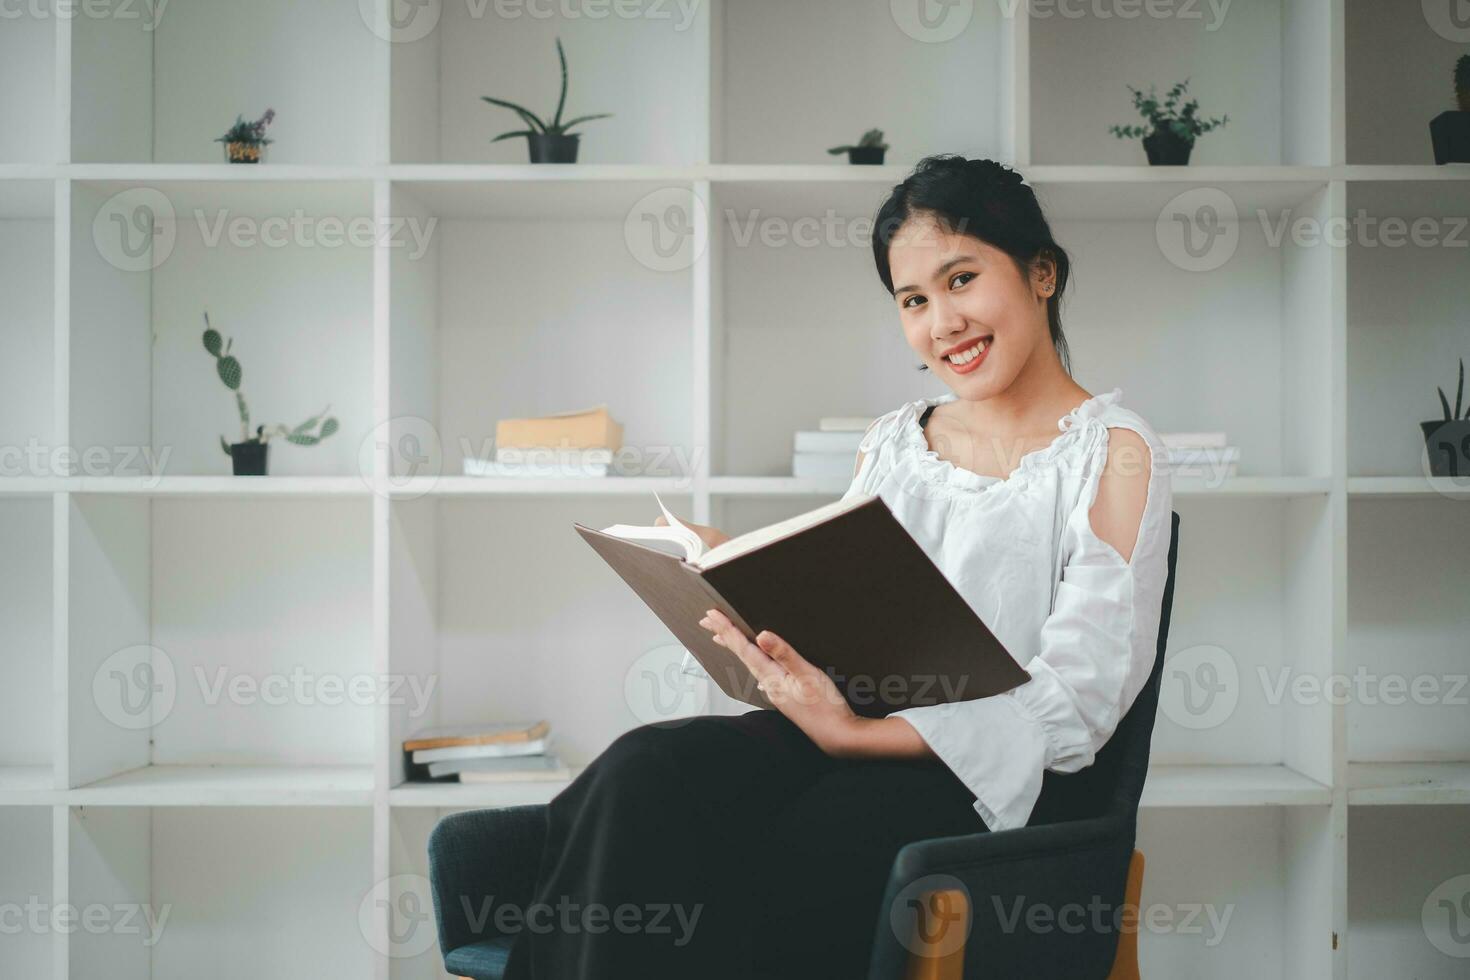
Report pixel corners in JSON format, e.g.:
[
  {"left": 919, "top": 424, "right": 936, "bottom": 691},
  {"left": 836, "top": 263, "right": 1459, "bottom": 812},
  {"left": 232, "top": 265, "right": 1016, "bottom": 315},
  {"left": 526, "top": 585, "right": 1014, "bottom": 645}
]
[{"left": 698, "top": 609, "right": 785, "bottom": 694}]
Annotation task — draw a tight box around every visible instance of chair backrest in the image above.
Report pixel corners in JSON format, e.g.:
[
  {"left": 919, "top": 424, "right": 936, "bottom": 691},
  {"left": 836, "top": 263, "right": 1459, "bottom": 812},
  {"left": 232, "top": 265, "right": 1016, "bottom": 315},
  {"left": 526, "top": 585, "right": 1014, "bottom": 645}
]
[{"left": 1026, "top": 510, "right": 1180, "bottom": 826}]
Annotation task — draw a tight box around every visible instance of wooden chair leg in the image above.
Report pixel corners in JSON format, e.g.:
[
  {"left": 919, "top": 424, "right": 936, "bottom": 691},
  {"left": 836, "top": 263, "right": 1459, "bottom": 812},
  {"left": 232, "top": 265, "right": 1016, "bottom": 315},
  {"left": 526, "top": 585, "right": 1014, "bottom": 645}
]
[
  {"left": 900, "top": 849, "right": 1144, "bottom": 980},
  {"left": 902, "top": 888, "right": 969, "bottom": 980},
  {"left": 1106, "top": 849, "right": 1145, "bottom": 980}
]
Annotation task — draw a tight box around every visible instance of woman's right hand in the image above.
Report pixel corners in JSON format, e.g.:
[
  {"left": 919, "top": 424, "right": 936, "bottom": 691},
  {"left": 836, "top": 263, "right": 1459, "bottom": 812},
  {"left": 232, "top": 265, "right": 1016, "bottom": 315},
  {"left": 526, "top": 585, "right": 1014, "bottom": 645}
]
[{"left": 654, "top": 514, "right": 731, "bottom": 551}]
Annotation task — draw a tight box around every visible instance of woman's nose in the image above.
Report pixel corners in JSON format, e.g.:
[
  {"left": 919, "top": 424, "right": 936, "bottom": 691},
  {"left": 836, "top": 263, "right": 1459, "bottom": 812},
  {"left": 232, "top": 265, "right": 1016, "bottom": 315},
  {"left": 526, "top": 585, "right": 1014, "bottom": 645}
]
[{"left": 928, "top": 295, "right": 966, "bottom": 338}]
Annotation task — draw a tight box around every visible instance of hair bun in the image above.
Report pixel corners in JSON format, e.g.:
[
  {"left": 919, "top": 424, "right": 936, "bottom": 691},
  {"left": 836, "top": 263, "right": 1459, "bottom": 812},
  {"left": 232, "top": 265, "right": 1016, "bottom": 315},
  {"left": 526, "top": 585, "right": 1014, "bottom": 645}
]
[{"left": 964, "top": 158, "right": 1025, "bottom": 188}]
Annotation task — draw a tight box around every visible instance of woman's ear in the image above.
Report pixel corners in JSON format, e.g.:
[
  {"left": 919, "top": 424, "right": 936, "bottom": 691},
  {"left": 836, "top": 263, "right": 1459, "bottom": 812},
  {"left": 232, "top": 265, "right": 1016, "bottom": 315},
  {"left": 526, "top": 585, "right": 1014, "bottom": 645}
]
[{"left": 1031, "top": 251, "right": 1057, "bottom": 300}]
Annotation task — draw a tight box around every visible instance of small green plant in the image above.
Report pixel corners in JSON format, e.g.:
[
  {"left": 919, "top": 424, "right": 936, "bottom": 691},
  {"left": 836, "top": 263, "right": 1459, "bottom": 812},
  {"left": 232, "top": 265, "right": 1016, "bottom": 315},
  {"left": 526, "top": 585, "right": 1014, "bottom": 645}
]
[
  {"left": 1108, "top": 79, "right": 1228, "bottom": 143},
  {"left": 201, "top": 312, "right": 339, "bottom": 454},
  {"left": 481, "top": 37, "right": 612, "bottom": 142},
  {"left": 1434, "top": 357, "right": 1470, "bottom": 421},
  {"left": 827, "top": 128, "right": 889, "bottom": 154},
  {"left": 215, "top": 108, "right": 275, "bottom": 147},
  {"left": 1455, "top": 54, "right": 1470, "bottom": 112}
]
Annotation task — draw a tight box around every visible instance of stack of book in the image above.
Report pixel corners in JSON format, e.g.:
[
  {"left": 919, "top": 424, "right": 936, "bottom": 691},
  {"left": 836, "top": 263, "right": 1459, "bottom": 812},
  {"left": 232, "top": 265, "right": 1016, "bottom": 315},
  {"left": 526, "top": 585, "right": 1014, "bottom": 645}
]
[
  {"left": 464, "top": 404, "right": 624, "bottom": 478},
  {"left": 403, "top": 720, "right": 571, "bottom": 783},
  {"left": 1159, "top": 431, "right": 1239, "bottom": 477},
  {"left": 790, "top": 414, "right": 874, "bottom": 478}
]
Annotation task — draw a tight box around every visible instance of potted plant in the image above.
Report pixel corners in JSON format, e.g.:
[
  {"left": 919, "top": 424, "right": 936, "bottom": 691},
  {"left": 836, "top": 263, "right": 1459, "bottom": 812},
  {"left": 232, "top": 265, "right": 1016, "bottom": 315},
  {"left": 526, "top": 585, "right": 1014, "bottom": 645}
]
[
  {"left": 202, "top": 313, "right": 339, "bottom": 475},
  {"left": 1421, "top": 357, "right": 1470, "bottom": 478},
  {"left": 827, "top": 128, "right": 889, "bottom": 165},
  {"left": 481, "top": 37, "right": 611, "bottom": 163},
  {"left": 1429, "top": 54, "right": 1470, "bottom": 165},
  {"left": 1108, "top": 79, "right": 1228, "bottom": 165},
  {"left": 215, "top": 108, "right": 275, "bottom": 164}
]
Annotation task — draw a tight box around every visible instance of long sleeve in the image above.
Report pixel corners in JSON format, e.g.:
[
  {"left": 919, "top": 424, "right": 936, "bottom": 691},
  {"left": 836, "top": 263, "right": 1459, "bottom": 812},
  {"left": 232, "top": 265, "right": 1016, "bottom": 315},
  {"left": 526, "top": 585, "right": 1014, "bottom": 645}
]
[{"left": 889, "top": 421, "right": 1174, "bottom": 831}]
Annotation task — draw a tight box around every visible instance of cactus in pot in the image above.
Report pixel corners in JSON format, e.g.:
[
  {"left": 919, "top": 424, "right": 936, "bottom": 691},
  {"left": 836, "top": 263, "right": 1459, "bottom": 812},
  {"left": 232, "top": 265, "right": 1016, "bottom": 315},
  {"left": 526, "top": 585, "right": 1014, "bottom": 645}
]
[{"left": 202, "top": 312, "right": 339, "bottom": 475}]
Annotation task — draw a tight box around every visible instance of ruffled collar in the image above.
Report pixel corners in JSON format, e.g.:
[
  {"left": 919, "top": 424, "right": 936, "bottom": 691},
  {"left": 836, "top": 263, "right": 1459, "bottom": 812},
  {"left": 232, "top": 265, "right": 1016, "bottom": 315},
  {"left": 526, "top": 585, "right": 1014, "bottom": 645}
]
[{"left": 898, "top": 387, "right": 1124, "bottom": 493}]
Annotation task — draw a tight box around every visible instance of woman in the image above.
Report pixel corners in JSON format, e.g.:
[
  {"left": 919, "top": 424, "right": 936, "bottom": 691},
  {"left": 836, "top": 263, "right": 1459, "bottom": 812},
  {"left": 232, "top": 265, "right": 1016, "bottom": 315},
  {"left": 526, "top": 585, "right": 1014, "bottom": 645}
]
[{"left": 501, "top": 155, "right": 1174, "bottom": 980}]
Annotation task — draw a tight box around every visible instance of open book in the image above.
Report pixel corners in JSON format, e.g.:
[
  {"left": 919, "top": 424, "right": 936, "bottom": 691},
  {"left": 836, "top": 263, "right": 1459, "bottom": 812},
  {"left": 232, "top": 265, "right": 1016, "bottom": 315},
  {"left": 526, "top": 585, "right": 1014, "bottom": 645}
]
[{"left": 575, "top": 493, "right": 1029, "bottom": 718}]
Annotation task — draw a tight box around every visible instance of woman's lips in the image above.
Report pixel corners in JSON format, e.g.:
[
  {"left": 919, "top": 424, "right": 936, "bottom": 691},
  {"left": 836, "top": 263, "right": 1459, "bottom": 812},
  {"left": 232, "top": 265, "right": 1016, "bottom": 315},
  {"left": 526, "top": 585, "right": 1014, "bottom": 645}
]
[{"left": 943, "top": 338, "right": 989, "bottom": 375}]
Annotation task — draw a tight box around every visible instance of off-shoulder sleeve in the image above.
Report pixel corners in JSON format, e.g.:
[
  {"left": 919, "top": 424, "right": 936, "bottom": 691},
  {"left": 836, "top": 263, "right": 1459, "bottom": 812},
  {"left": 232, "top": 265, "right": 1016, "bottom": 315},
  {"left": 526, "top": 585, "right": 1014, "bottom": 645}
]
[{"left": 889, "top": 420, "right": 1174, "bottom": 831}]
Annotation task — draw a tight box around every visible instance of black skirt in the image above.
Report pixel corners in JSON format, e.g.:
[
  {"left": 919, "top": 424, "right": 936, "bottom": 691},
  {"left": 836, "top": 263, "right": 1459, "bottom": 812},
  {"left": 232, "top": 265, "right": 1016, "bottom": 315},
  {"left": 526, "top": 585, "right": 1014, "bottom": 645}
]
[{"left": 501, "top": 707, "right": 988, "bottom": 980}]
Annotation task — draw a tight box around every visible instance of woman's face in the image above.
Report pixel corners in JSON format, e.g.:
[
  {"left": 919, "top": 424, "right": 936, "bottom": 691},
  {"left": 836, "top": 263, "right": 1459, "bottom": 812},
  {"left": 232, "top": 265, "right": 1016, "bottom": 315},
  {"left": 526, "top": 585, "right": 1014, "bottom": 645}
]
[{"left": 887, "top": 212, "right": 1052, "bottom": 400}]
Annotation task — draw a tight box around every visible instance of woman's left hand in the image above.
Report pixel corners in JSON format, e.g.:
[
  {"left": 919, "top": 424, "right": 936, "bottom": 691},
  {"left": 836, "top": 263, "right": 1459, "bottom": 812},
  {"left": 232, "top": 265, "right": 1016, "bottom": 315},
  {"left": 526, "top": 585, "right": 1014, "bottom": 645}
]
[{"left": 697, "top": 608, "right": 861, "bottom": 756}]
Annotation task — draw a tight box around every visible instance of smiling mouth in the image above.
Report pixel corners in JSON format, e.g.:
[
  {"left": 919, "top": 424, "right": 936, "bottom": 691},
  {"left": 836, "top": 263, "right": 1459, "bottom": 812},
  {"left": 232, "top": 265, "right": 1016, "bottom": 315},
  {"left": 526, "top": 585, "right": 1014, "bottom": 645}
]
[{"left": 942, "top": 336, "right": 991, "bottom": 370}]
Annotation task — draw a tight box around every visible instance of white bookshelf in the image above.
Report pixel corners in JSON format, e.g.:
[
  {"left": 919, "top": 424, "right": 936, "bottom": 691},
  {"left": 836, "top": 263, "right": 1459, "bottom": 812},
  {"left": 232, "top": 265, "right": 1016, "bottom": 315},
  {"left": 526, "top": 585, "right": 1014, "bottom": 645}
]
[{"left": 1, "top": 1, "right": 1467, "bottom": 977}]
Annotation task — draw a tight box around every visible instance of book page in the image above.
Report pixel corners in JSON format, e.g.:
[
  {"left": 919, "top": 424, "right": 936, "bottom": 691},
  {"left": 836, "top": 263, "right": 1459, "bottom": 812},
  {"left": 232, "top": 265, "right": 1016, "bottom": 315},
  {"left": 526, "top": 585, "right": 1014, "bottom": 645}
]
[{"left": 595, "top": 492, "right": 705, "bottom": 561}]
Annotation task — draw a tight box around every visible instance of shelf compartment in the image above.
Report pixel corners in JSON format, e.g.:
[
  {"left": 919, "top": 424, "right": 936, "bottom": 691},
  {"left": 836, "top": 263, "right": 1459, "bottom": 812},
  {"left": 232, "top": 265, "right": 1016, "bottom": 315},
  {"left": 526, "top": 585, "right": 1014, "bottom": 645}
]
[
  {"left": 1149, "top": 497, "right": 1334, "bottom": 784},
  {"left": 390, "top": 2, "right": 704, "bottom": 165},
  {"left": 69, "top": 179, "right": 374, "bottom": 478},
  {"left": 1136, "top": 806, "right": 1333, "bottom": 977},
  {"left": 70, "top": 0, "right": 377, "bottom": 165},
  {"left": 1029, "top": 0, "right": 1331, "bottom": 166},
  {"left": 0, "top": 179, "right": 55, "bottom": 481},
  {"left": 0, "top": 807, "right": 53, "bottom": 979},
  {"left": 0, "top": 14, "right": 57, "bottom": 163},
  {"left": 1347, "top": 498, "right": 1470, "bottom": 766},
  {"left": 1347, "top": 180, "right": 1470, "bottom": 479},
  {"left": 66, "top": 496, "right": 375, "bottom": 789},
  {"left": 68, "top": 805, "right": 374, "bottom": 978},
  {"left": 1345, "top": 0, "right": 1470, "bottom": 165},
  {"left": 0, "top": 499, "right": 53, "bottom": 786},
  {"left": 387, "top": 180, "right": 696, "bottom": 483},
  {"left": 1348, "top": 805, "right": 1470, "bottom": 976},
  {"left": 386, "top": 495, "right": 696, "bottom": 787},
  {"left": 714, "top": 0, "right": 1013, "bottom": 165}
]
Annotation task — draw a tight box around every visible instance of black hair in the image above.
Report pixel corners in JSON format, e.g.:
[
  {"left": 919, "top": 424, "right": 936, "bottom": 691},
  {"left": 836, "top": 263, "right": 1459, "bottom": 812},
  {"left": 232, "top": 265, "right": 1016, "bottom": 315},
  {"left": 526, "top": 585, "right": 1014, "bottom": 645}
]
[{"left": 871, "top": 155, "right": 1072, "bottom": 375}]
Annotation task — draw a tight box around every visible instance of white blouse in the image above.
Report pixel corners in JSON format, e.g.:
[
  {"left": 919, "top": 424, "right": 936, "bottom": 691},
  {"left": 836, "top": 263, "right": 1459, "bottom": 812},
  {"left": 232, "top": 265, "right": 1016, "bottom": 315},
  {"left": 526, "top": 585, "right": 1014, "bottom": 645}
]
[{"left": 837, "top": 387, "right": 1175, "bottom": 832}]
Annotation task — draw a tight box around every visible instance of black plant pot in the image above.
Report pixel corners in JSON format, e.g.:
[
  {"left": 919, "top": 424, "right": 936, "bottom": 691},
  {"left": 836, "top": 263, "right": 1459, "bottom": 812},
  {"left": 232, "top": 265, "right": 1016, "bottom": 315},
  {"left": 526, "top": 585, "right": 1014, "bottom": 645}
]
[
  {"left": 1420, "top": 419, "right": 1470, "bottom": 477},
  {"left": 527, "top": 133, "right": 580, "bottom": 163},
  {"left": 230, "top": 440, "right": 269, "bottom": 476},
  {"left": 1429, "top": 111, "right": 1470, "bottom": 165},
  {"left": 846, "top": 146, "right": 886, "bottom": 165},
  {"left": 1142, "top": 129, "right": 1195, "bottom": 165}
]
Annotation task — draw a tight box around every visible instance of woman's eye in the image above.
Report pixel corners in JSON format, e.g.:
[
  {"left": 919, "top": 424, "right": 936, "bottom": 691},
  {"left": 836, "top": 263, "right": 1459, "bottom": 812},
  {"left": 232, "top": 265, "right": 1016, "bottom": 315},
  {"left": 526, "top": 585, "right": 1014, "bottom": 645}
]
[
  {"left": 902, "top": 294, "right": 925, "bottom": 309},
  {"left": 950, "top": 271, "right": 975, "bottom": 289}
]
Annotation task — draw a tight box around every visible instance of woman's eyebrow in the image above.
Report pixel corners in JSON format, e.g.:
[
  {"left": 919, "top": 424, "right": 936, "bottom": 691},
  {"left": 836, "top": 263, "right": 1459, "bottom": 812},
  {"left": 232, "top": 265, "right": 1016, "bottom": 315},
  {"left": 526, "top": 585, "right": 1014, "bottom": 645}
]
[{"left": 893, "top": 254, "right": 977, "bottom": 296}]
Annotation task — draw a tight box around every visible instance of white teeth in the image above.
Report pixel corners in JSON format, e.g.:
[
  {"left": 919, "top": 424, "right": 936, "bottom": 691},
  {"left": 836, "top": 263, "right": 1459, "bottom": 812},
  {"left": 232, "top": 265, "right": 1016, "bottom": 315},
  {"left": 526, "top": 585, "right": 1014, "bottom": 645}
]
[{"left": 946, "top": 339, "right": 988, "bottom": 364}]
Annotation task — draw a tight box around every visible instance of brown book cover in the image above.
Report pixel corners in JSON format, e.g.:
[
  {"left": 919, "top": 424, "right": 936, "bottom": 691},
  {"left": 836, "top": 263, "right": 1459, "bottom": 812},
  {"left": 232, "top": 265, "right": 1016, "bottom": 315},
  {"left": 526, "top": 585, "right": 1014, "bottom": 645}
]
[{"left": 574, "top": 495, "right": 1029, "bottom": 719}]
